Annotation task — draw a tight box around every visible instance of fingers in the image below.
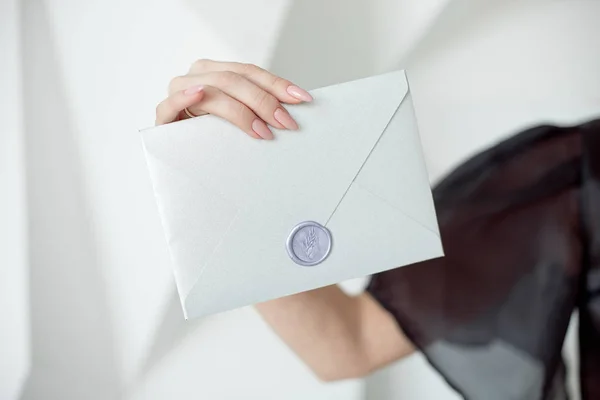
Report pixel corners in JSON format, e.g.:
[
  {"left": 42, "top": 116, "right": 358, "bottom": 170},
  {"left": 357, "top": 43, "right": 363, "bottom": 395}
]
[
  {"left": 155, "top": 85, "right": 205, "bottom": 125},
  {"left": 186, "top": 85, "right": 272, "bottom": 140},
  {"left": 188, "top": 59, "right": 313, "bottom": 104},
  {"left": 157, "top": 85, "right": 271, "bottom": 139},
  {"left": 157, "top": 60, "right": 312, "bottom": 139},
  {"left": 170, "top": 72, "right": 298, "bottom": 130}
]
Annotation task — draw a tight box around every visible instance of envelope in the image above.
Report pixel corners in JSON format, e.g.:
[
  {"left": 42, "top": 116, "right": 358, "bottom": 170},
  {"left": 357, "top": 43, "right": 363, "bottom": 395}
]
[{"left": 141, "top": 70, "right": 443, "bottom": 319}]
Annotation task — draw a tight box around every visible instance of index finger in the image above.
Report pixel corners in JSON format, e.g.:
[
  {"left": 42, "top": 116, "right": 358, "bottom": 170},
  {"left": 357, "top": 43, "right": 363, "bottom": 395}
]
[{"left": 189, "top": 59, "right": 313, "bottom": 104}]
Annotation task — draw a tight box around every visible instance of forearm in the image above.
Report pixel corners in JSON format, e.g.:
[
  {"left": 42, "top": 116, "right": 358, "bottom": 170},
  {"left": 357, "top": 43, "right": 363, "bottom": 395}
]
[{"left": 255, "top": 285, "right": 415, "bottom": 381}]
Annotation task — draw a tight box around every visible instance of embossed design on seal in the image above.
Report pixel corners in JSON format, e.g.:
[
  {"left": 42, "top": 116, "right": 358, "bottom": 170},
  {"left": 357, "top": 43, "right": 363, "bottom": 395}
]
[{"left": 286, "top": 221, "right": 332, "bottom": 266}]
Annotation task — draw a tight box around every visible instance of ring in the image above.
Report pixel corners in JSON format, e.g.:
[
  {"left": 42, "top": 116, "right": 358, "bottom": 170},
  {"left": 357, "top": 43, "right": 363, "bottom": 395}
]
[{"left": 184, "top": 107, "right": 198, "bottom": 118}]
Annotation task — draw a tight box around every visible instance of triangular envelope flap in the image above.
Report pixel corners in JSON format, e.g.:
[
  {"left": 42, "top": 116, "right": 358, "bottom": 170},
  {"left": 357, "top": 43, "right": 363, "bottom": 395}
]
[
  {"left": 353, "top": 92, "right": 440, "bottom": 235},
  {"left": 141, "top": 70, "right": 409, "bottom": 211},
  {"left": 142, "top": 148, "right": 240, "bottom": 301},
  {"left": 141, "top": 71, "right": 409, "bottom": 317}
]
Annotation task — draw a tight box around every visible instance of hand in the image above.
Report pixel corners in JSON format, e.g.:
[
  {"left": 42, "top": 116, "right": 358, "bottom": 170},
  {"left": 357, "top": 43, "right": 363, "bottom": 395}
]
[{"left": 155, "top": 59, "right": 313, "bottom": 139}]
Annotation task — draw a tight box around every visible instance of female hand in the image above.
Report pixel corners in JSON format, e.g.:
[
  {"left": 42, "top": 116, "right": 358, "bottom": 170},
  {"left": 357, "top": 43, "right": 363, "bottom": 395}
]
[{"left": 155, "top": 59, "right": 313, "bottom": 139}]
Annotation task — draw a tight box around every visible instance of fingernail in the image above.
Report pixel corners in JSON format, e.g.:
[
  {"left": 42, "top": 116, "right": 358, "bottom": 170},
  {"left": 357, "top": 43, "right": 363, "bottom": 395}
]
[
  {"left": 184, "top": 85, "right": 204, "bottom": 95},
  {"left": 252, "top": 119, "right": 274, "bottom": 140},
  {"left": 287, "top": 85, "right": 313, "bottom": 102},
  {"left": 274, "top": 108, "right": 299, "bottom": 130}
]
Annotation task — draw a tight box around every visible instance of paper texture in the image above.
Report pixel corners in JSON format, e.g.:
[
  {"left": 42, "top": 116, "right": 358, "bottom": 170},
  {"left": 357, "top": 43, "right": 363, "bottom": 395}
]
[{"left": 141, "top": 70, "right": 443, "bottom": 319}]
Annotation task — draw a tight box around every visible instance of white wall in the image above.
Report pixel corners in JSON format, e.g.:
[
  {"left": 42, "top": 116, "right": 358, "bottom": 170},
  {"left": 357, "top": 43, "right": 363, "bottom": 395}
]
[
  {"left": 12, "top": 0, "right": 600, "bottom": 399},
  {"left": 0, "top": 1, "right": 30, "bottom": 399},
  {"left": 18, "top": 0, "right": 363, "bottom": 399}
]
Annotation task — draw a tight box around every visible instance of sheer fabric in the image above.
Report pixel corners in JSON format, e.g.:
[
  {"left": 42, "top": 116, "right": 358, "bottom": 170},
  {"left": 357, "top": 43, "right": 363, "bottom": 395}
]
[{"left": 367, "top": 119, "right": 600, "bottom": 400}]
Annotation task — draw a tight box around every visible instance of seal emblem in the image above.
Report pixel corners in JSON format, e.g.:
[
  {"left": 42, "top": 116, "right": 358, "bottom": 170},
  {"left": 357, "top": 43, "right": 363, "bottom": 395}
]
[{"left": 286, "top": 221, "right": 332, "bottom": 266}]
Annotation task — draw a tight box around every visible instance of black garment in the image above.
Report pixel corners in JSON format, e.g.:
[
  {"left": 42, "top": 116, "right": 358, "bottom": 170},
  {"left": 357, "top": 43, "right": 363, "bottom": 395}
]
[{"left": 367, "top": 119, "right": 600, "bottom": 400}]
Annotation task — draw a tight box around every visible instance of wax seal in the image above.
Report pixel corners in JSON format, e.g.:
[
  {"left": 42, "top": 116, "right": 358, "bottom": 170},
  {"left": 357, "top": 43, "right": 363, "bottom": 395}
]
[{"left": 286, "top": 221, "right": 332, "bottom": 266}]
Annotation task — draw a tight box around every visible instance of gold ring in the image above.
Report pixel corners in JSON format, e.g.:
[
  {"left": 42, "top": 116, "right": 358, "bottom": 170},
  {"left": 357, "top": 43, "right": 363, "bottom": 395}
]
[{"left": 184, "top": 107, "right": 198, "bottom": 118}]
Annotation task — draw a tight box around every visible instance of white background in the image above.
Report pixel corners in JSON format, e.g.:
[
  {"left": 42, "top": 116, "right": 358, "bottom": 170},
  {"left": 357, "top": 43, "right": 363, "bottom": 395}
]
[
  {"left": 1, "top": 1, "right": 29, "bottom": 399},
  {"left": 2, "top": 0, "right": 599, "bottom": 399}
]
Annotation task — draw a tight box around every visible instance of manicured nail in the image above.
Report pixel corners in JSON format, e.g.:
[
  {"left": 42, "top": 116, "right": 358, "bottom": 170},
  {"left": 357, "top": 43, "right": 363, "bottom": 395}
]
[
  {"left": 287, "top": 85, "right": 313, "bottom": 102},
  {"left": 184, "top": 85, "right": 204, "bottom": 95},
  {"left": 252, "top": 119, "right": 274, "bottom": 140},
  {"left": 274, "top": 108, "right": 299, "bottom": 130}
]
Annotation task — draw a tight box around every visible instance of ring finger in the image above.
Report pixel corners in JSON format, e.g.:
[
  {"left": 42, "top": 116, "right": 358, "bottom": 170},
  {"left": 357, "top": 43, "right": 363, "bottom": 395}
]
[
  {"left": 170, "top": 72, "right": 298, "bottom": 131},
  {"left": 186, "top": 85, "right": 274, "bottom": 140}
]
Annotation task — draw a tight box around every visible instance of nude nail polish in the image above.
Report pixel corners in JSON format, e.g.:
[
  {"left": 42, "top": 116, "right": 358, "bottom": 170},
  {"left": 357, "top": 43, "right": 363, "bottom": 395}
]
[
  {"left": 184, "top": 85, "right": 204, "bottom": 95},
  {"left": 252, "top": 119, "right": 274, "bottom": 140},
  {"left": 287, "top": 85, "right": 313, "bottom": 102},
  {"left": 274, "top": 108, "right": 299, "bottom": 130}
]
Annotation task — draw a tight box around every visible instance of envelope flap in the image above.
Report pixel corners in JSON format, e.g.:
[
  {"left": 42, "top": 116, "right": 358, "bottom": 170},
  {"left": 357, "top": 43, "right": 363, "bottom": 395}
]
[
  {"left": 232, "top": 70, "right": 410, "bottom": 221},
  {"left": 142, "top": 147, "right": 240, "bottom": 303},
  {"left": 141, "top": 70, "right": 409, "bottom": 213},
  {"left": 354, "top": 92, "right": 440, "bottom": 235}
]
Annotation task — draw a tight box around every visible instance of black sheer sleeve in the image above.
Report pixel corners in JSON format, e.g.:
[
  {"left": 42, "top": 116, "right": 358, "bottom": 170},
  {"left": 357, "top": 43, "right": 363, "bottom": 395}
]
[{"left": 367, "top": 119, "right": 600, "bottom": 400}]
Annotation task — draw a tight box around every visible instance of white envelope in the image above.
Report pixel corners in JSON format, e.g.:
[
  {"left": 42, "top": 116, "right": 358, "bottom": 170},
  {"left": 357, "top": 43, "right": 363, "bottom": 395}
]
[{"left": 141, "top": 70, "right": 443, "bottom": 319}]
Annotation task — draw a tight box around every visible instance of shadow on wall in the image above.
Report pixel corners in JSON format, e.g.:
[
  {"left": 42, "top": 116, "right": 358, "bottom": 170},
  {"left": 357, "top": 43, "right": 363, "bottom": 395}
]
[
  {"left": 182, "top": 0, "right": 290, "bottom": 65},
  {"left": 268, "top": 0, "right": 463, "bottom": 90},
  {"left": 19, "top": 0, "right": 121, "bottom": 398},
  {"left": 268, "top": 0, "right": 379, "bottom": 89},
  {"left": 131, "top": 290, "right": 205, "bottom": 391},
  {"left": 403, "top": 0, "right": 513, "bottom": 67}
]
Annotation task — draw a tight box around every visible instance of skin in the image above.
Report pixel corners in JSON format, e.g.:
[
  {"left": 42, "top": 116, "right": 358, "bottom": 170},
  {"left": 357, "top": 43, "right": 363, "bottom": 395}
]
[{"left": 155, "top": 59, "right": 415, "bottom": 381}]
